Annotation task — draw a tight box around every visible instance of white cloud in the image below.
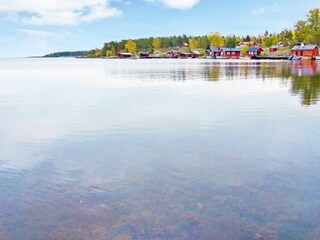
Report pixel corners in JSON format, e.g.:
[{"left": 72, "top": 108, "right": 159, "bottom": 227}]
[
  {"left": 0, "top": 0, "right": 122, "bottom": 25},
  {"left": 17, "top": 28, "right": 69, "bottom": 40},
  {"left": 252, "top": 7, "right": 265, "bottom": 15},
  {"left": 145, "top": 0, "right": 200, "bottom": 10}
]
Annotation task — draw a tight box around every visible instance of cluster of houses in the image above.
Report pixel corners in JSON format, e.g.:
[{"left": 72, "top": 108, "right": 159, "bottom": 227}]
[
  {"left": 117, "top": 49, "right": 200, "bottom": 59},
  {"left": 206, "top": 46, "right": 264, "bottom": 58},
  {"left": 117, "top": 41, "right": 319, "bottom": 59}
]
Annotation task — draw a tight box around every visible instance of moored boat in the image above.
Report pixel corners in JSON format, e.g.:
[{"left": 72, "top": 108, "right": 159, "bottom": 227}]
[{"left": 288, "top": 55, "right": 302, "bottom": 60}]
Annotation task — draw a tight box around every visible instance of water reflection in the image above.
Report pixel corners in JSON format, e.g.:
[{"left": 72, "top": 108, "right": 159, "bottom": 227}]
[
  {"left": 0, "top": 59, "right": 320, "bottom": 239},
  {"left": 204, "top": 61, "right": 320, "bottom": 105}
]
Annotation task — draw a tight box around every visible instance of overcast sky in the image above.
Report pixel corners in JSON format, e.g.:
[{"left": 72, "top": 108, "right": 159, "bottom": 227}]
[{"left": 0, "top": 0, "right": 319, "bottom": 57}]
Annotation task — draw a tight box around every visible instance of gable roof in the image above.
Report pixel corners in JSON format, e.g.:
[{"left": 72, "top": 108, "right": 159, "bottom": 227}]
[
  {"left": 209, "top": 47, "right": 223, "bottom": 52},
  {"left": 292, "top": 45, "right": 319, "bottom": 50},
  {"left": 223, "top": 48, "right": 241, "bottom": 52},
  {"left": 247, "top": 47, "right": 263, "bottom": 52}
]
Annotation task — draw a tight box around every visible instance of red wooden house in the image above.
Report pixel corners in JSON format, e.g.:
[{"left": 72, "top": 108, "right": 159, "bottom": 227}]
[
  {"left": 191, "top": 50, "right": 200, "bottom": 58},
  {"left": 246, "top": 47, "right": 264, "bottom": 57},
  {"left": 222, "top": 48, "right": 241, "bottom": 58},
  {"left": 139, "top": 52, "right": 150, "bottom": 58},
  {"left": 269, "top": 46, "right": 278, "bottom": 52},
  {"left": 118, "top": 53, "right": 132, "bottom": 58},
  {"left": 167, "top": 50, "right": 187, "bottom": 58},
  {"left": 206, "top": 47, "right": 223, "bottom": 58},
  {"left": 291, "top": 45, "right": 319, "bottom": 59}
]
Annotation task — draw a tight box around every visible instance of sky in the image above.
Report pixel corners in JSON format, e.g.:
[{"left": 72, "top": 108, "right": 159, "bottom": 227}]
[{"left": 0, "top": 0, "right": 319, "bottom": 57}]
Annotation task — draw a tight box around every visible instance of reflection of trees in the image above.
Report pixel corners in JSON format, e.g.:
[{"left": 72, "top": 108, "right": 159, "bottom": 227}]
[
  {"left": 203, "top": 61, "right": 320, "bottom": 106},
  {"left": 203, "top": 62, "right": 221, "bottom": 81},
  {"left": 290, "top": 61, "right": 320, "bottom": 106},
  {"left": 207, "top": 67, "right": 220, "bottom": 81},
  {"left": 142, "top": 60, "right": 320, "bottom": 106},
  {"left": 291, "top": 74, "right": 320, "bottom": 105}
]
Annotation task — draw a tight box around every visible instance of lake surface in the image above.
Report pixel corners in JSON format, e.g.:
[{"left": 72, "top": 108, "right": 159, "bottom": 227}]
[{"left": 0, "top": 58, "right": 320, "bottom": 240}]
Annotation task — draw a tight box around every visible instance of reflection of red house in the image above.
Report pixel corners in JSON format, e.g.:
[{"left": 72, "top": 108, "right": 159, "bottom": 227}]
[
  {"left": 139, "top": 52, "right": 150, "bottom": 58},
  {"left": 222, "top": 48, "right": 241, "bottom": 58},
  {"left": 291, "top": 60, "right": 317, "bottom": 76},
  {"left": 291, "top": 45, "right": 319, "bottom": 59},
  {"left": 269, "top": 46, "right": 278, "bottom": 52},
  {"left": 246, "top": 47, "right": 264, "bottom": 57}
]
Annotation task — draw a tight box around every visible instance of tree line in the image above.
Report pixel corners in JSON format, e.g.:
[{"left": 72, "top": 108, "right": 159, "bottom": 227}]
[{"left": 44, "top": 8, "right": 320, "bottom": 58}]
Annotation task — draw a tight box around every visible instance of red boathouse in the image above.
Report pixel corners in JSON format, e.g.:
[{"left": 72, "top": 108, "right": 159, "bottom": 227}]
[
  {"left": 139, "top": 52, "right": 150, "bottom": 58},
  {"left": 269, "top": 46, "right": 278, "bottom": 52},
  {"left": 222, "top": 48, "right": 241, "bottom": 58},
  {"left": 291, "top": 45, "right": 319, "bottom": 59},
  {"left": 246, "top": 47, "right": 264, "bottom": 57},
  {"left": 118, "top": 53, "right": 132, "bottom": 58}
]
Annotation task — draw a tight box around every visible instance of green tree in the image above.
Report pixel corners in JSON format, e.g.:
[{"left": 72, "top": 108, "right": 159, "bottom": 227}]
[
  {"left": 200, "top": 36, "right": 209, "bottom": 49},
  {"left": 207, "top": 32, "right": 224, "bottom": 47},
  {"left": 111, "top": 46, "right": 116, "bottom": 56},
  {"left": 279, "top": 29, "right": 294, "bottom": 46},
  {"left": 264, "top": 33, "right": 280, "bottom": 47},
  {"left": 306, "top": 8, "right": 320, "bottom": 43},
  {"left": 294, "top": 20, "right": 309, "bottom": 42},
  {"left": 224, "top": 36, "right": 237, "bottom": 48},
  {"left": 307, "top": 8, "right": 320, "bottom": 32},
  {"left": 125, "top": 40, "right": 137, "bottom": 53}
]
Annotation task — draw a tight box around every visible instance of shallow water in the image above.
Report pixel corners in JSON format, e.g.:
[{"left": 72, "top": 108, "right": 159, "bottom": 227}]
[{"left": 0, "top": 58, "right": 320, "bottom": 240}]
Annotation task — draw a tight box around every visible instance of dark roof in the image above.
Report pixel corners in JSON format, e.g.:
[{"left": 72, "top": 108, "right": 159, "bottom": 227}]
[
  {"left": 247, "top": 47, "right": 263, "bottom": 52},
  {"left": 210, "top": 47, "right": 223, "bottom": 52},
  {"left": 168, "top": 50, "right": 182, "bottom": 54},
  {"left": 292, "top": 45, "right": 319, "bottom": 50},
  {"left": 223, "top": 48, "right": 241, "bottom": 52}
]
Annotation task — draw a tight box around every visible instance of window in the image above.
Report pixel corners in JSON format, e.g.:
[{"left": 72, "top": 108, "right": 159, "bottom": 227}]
[{"left": 232, "top": 52, "right": 235, "bottom": 55}]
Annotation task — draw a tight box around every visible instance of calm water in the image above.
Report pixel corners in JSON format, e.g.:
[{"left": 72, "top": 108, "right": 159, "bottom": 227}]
[{"left": 0, "top": 58, "right": 320, "bottom": 240}]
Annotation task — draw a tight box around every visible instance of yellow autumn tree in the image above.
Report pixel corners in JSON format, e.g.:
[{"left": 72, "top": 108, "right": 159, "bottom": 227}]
[
  {"left": 207, "top": 32, "right": 224, "bottom": 47},
  {"left": 189, "top": 38, "right": 201, "bottom": 50},
  {"left": 152, "top": 37, "right": 161, "bottom": 50},
  {"left": 106, "top": 50, "right": 113, "bottom": 56},
  {"left": 125, "top": 40, "right": 137, "bottom": 53},
  {"left": 241, "top": 45, "right": 249, "bottom": 56},
  {"left": 95, "top": 49, "right": 101, "bottom": 57}
]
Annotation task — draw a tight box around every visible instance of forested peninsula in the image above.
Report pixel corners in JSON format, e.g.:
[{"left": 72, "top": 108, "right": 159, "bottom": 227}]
[{"left": 44, "top": 8, "right": 320, "bottom": 58}]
